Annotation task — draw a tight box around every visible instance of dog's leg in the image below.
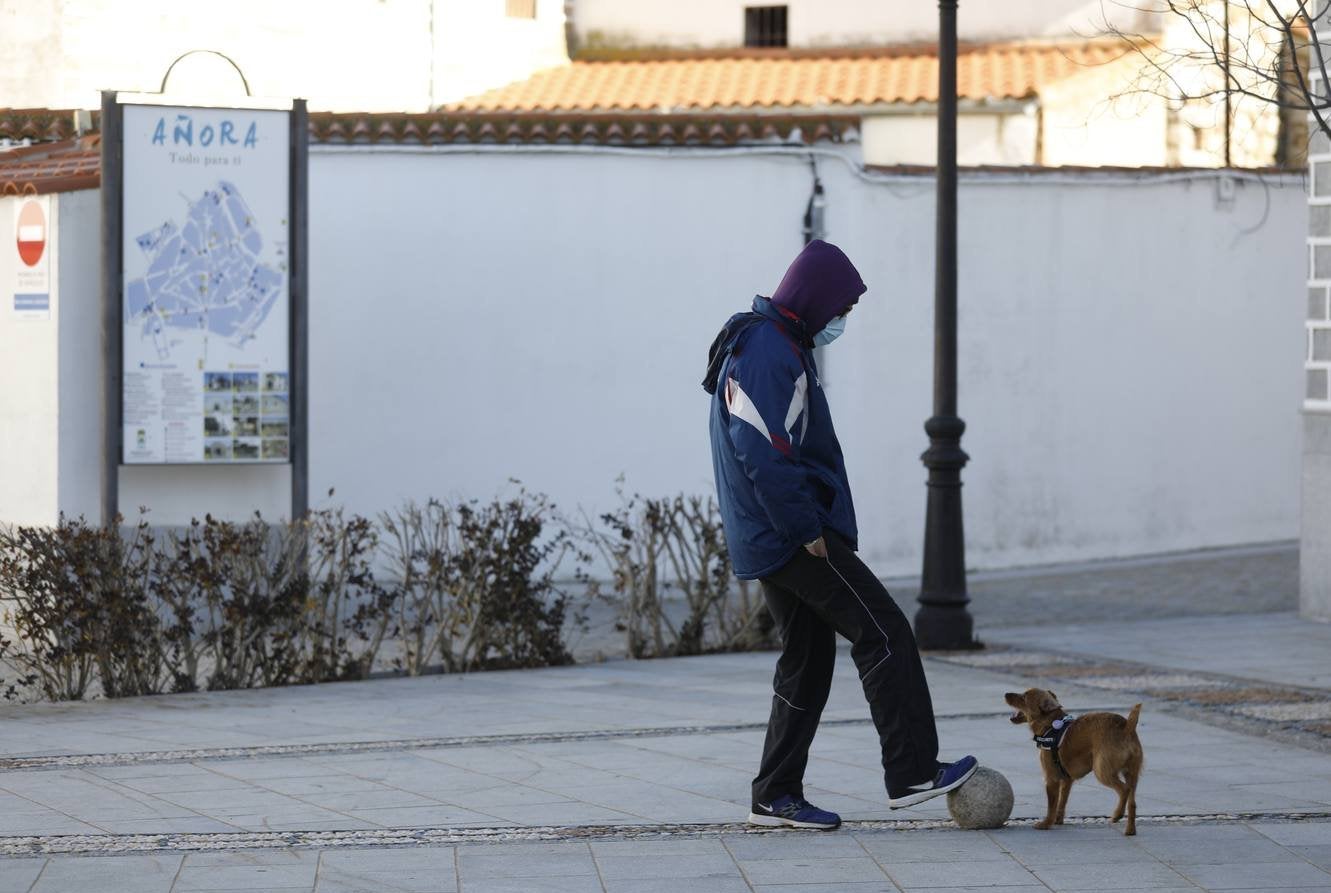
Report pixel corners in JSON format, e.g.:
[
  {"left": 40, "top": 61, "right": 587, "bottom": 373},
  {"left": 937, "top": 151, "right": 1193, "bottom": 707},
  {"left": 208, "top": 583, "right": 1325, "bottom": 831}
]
[
  {"left": 1095, "top": 760, "right": 1130, "bottom": 824},
  {"left": 1035, "top": 778, "right": 1059, "bottom": 830},
  {"left": 1123, "top": 761, "right": 1141, "bottom": 837},
  {"left": 1109, "top": 785, "right": 1128, "bottom": 824},
  {"left": 1053, "top": 778, "right": 1071, "bottom": 826}
]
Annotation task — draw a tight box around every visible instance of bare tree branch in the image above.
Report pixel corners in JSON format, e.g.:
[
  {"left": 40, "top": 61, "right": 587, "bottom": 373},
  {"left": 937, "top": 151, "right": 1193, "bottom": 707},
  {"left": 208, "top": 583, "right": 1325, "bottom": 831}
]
[
  {"left": 1100, "top": 0, "right": 1331, "bottom": 160},
  {"left": 1271, "top": 0, "right": 1331, "bottom": 136}
]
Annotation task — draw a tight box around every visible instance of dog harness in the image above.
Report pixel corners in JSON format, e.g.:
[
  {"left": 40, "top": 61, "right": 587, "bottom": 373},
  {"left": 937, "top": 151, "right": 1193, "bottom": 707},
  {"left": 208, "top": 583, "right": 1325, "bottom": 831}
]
[{"left": 1034, "top": 715, "right": 1077, "bottom": 779}]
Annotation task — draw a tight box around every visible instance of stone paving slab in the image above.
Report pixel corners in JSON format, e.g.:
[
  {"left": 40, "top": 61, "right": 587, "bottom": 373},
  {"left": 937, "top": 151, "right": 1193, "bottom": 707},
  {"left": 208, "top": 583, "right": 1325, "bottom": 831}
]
[
  {"left": 4, "top": 823, "right": 1331, "bottom": 892},
  {"left": 958, "top": 542, "right": 1299, "bottom": 628},
  {"left": 0, "top": 657, "right": 1087, "bottom": 775},
  {"left": 0, "top": 606, "right": 1328, "bottom": 891},
  {"left": 986, "top": 611, "right": 1331, "bottom": 690},
  {"left": 933, "top": 655, "right": 1331, "bottom": 755}
]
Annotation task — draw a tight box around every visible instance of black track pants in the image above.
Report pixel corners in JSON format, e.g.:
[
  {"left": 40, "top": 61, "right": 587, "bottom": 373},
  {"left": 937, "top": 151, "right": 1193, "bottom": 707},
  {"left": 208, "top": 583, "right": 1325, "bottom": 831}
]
[{"left": 751, "top": 530, "right": 940, "bottom": 805}]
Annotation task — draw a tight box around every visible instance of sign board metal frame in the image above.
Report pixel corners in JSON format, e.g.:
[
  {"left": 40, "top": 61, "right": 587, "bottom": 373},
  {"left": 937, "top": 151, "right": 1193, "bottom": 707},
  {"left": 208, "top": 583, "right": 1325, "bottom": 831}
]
[{"left": 100, "top": 91, "right": 308, "bottom": 523}]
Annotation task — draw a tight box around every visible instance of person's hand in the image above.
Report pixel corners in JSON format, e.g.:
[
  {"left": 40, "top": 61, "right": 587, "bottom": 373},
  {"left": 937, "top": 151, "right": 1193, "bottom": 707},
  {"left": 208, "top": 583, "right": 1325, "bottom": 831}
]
[{"left": 804, "top": 536, "right": 827, "bottom": 559}]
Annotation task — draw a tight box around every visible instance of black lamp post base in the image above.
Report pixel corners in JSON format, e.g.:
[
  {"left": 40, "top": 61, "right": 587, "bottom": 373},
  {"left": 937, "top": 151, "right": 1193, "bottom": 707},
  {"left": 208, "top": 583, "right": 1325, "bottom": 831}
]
[
  {"left": 914, "top": 601, "right": 979, "bottom": 651},
  {"left": 915, "top": 415, "right": 979, "bottom": 651}
]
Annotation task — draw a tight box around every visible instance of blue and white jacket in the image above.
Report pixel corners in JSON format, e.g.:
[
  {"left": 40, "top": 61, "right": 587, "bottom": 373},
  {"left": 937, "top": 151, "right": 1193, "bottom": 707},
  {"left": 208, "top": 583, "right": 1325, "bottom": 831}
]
[{"left": 703, "top": 296, "right": 859, "bottom": 579}]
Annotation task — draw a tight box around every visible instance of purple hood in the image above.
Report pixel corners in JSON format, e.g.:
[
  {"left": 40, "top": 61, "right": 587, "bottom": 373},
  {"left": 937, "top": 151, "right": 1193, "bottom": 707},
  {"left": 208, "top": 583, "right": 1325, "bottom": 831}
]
[{"left": 770, "top": 240, "right": 867, "bottom": 336}]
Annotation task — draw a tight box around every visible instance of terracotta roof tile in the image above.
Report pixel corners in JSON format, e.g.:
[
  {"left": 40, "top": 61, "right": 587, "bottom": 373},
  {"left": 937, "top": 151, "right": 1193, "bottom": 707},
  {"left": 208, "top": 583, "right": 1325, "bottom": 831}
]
[
  {"left": 0, "top": 108, "right": 98, "bottom": 144},
  {"left": 448, "top": 41, "right": 1127, "bottom": 113},
  {"left": 0, "top": 136, "right": 101, "bottom": 196},
  {"left": 304, "top": 112, "right": 857, "bottom": 145},
  {"left": 2, "top": 108, "right": 856, "bottom": 148}
]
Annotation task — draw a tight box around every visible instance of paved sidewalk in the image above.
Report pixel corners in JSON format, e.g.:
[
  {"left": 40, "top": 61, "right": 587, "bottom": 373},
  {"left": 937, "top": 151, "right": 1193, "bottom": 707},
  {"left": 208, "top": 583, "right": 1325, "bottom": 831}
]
[
  {"left": 3, "top": 822, "right": 1329, "bottom": 893},
  {"left": 953, "top": 542, "right": 1299, "bottom": 629},
  {"left": 0, "top": 605, "right": 1328, "bottom": 891},
  {"left": 986, "top": 611, "right": 1331, "bottom": 690}
]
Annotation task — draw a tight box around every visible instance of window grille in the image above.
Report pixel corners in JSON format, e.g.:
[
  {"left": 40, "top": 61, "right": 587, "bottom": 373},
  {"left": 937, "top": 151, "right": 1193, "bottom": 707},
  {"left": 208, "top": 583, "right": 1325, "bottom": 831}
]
[{"left": 744, "top": 6, "right": 788, "bottom": 48}]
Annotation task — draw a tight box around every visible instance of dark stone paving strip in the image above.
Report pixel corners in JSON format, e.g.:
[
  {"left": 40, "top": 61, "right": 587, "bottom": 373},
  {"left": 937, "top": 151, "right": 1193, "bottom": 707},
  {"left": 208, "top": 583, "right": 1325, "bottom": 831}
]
[
  {"left": 931, "top": 647, "right": 1331, "bottom": 752},
  {"left": 2, "top": 811, "right": 1328, "bottom": 858},
  {"left": 0, "top": 712, "right": 1022, "bottom": 773}
]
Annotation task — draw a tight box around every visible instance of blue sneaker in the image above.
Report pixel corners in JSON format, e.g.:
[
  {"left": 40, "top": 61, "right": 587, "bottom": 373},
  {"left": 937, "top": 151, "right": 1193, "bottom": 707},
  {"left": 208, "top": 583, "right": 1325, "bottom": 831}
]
[
  {"left": 748, "top": 794, "right": 841, "bottom": 830},
  {"left": 887, "top": 756, "right": 979, "bottom": 809}
]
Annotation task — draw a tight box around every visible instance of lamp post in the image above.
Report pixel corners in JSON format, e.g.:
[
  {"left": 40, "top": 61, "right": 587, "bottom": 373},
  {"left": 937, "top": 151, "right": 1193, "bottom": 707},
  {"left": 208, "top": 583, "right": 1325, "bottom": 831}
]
[{"left": 914, "top": 0, "right": 976, "bottom": 650}]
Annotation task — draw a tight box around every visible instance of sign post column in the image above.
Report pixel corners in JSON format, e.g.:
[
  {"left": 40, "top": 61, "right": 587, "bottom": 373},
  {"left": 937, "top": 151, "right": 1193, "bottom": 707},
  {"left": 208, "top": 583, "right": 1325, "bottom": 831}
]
[{"left": 100, "top": 91, "right": 123, "bottom": 527}]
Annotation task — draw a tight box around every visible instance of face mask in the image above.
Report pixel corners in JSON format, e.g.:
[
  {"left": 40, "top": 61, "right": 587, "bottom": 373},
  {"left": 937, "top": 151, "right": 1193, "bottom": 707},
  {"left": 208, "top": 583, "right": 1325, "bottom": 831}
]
[{"left": 814, "top": 315, "right": 846, "bottom": 347}]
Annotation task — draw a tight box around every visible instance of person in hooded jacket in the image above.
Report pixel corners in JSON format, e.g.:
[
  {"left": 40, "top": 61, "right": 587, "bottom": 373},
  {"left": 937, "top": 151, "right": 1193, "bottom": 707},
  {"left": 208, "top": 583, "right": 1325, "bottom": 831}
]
[{"left": 703, "top": 240, "right": 977, "bottom": 830}]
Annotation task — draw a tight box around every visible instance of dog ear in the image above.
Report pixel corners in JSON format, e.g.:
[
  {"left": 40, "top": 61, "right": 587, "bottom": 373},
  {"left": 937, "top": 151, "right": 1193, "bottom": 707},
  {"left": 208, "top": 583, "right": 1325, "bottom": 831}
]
[{"left": 1038, "top": 691, "right": 1060, "bottom": 713}]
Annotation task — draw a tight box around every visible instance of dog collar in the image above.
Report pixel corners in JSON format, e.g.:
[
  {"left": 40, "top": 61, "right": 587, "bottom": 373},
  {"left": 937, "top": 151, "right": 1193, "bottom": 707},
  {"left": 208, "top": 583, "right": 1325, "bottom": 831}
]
[
  {"left": 1034, "top": 715, "right": 1076, "bottom": 778},
  {"left": 1034, "top": 714, "right": 1077, "bottom": 749}
]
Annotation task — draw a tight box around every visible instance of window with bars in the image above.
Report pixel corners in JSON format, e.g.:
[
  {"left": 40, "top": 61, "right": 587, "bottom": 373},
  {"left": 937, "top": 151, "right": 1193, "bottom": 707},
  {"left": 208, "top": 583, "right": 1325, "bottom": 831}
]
[
  {"left": 506, "top": 0, "right": 536, "bottom": 19},
  {"left": 744, "top": 5, "right": 788, "bottom": 48}
]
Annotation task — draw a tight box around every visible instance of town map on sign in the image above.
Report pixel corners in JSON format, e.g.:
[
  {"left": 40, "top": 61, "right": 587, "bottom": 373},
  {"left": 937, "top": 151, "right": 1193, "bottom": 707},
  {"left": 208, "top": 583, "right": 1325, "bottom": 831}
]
[{"left": 125, "top": 181, "right": 284, "bottom": 360}]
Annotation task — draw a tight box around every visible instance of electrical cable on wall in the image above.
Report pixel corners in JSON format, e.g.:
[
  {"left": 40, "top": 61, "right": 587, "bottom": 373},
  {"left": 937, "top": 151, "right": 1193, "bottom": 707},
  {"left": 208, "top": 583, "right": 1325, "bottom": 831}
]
[{"left": 803, "top": 155, "right": 825, "bottom": 245}]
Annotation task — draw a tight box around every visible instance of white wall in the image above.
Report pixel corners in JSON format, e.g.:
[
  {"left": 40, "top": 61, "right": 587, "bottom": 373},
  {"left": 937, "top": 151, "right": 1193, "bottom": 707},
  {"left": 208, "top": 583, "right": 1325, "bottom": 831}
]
[
  {"left": 55, "top": 189, "right": 102, "bottom": 523},
  {"left": 836, "top": 170, "right": 1304, "bottom": 570},
  {"left": 23, "top": 150, "right": 1306, "bottom": 576},
  {"left": 1039, "top": 56, "right": 1172, "bottom": 167},
  {"left": 0, "top": 0, "right": 566, "bottom": 113},
  {"left": 863, "top": 111, "right": 1040, "bottom": 167},
  {"left": 0, "top": 196, "right": 60, "bottom": 526},
  {"left": 303, "top": 148, "right": 1301, "bottom": 575},
  {"left": 434, "top": 0, "right": 570, "bottom": 106},
  {"left": 573, "top": 0, "right": 1161, "bottom": 49}
]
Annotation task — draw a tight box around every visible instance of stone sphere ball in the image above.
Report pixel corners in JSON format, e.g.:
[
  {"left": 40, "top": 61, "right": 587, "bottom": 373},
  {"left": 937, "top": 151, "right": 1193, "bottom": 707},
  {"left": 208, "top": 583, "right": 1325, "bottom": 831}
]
[{"left": 946, "top": 766, "right": 1014, "bottom": 830}]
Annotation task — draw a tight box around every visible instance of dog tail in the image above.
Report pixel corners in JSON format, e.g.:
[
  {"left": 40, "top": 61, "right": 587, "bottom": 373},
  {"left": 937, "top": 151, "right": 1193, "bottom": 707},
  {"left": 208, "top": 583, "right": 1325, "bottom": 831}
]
[{"left": 1126, "top": 703, "right": 1142, "bottom": 733}]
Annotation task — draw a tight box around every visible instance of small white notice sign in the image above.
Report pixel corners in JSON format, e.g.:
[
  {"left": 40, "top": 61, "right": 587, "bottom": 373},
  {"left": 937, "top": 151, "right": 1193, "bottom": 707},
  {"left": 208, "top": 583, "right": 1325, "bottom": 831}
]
[{"left": 12, "top": 196, "right": 51, "bottom": 320}]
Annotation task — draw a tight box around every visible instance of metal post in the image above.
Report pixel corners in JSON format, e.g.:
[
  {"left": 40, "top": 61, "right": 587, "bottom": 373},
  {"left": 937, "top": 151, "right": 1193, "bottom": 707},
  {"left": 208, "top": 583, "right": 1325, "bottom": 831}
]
[
  {"left": 100, "top": 91, "right": 122, "bottom": 528},
  {"left": 289, "top": 100, "right": 309, "bottom": 523},
  {"left": 914, "top": 0, "right": 976, "bottom": 650}
]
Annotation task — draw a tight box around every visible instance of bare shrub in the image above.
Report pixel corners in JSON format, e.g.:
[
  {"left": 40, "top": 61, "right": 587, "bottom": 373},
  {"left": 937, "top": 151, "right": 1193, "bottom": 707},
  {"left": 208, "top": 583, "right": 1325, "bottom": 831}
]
[
  {"left": 379, "top": 488, "right": 581, "bottom": 673},
  {"left": 579, "top": 486, "right": 774, "bottom": 658},
  {"left": 0, "top": 515, "right": 173, "bottom": 701},
  {"left": 158, "top": 513, "right": 309, "bottom": 691},
  {"left": 302, "top": 505, "right": 397, "bottom": 682},
  {"left": 0, "top": 502, "right": 398, "bottom": 702}
]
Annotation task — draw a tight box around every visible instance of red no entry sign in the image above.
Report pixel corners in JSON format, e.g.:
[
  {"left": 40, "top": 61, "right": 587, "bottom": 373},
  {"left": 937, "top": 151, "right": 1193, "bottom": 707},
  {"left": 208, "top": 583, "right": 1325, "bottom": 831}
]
[{"left": 16, "top": 199, "right": 46, "bottom": 267}]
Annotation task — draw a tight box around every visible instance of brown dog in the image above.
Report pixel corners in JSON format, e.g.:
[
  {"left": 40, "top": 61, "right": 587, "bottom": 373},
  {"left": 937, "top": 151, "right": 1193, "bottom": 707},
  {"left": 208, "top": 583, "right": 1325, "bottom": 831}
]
[{"left": 1004, "top": 688, "right": 1144, "bottom": 835}]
